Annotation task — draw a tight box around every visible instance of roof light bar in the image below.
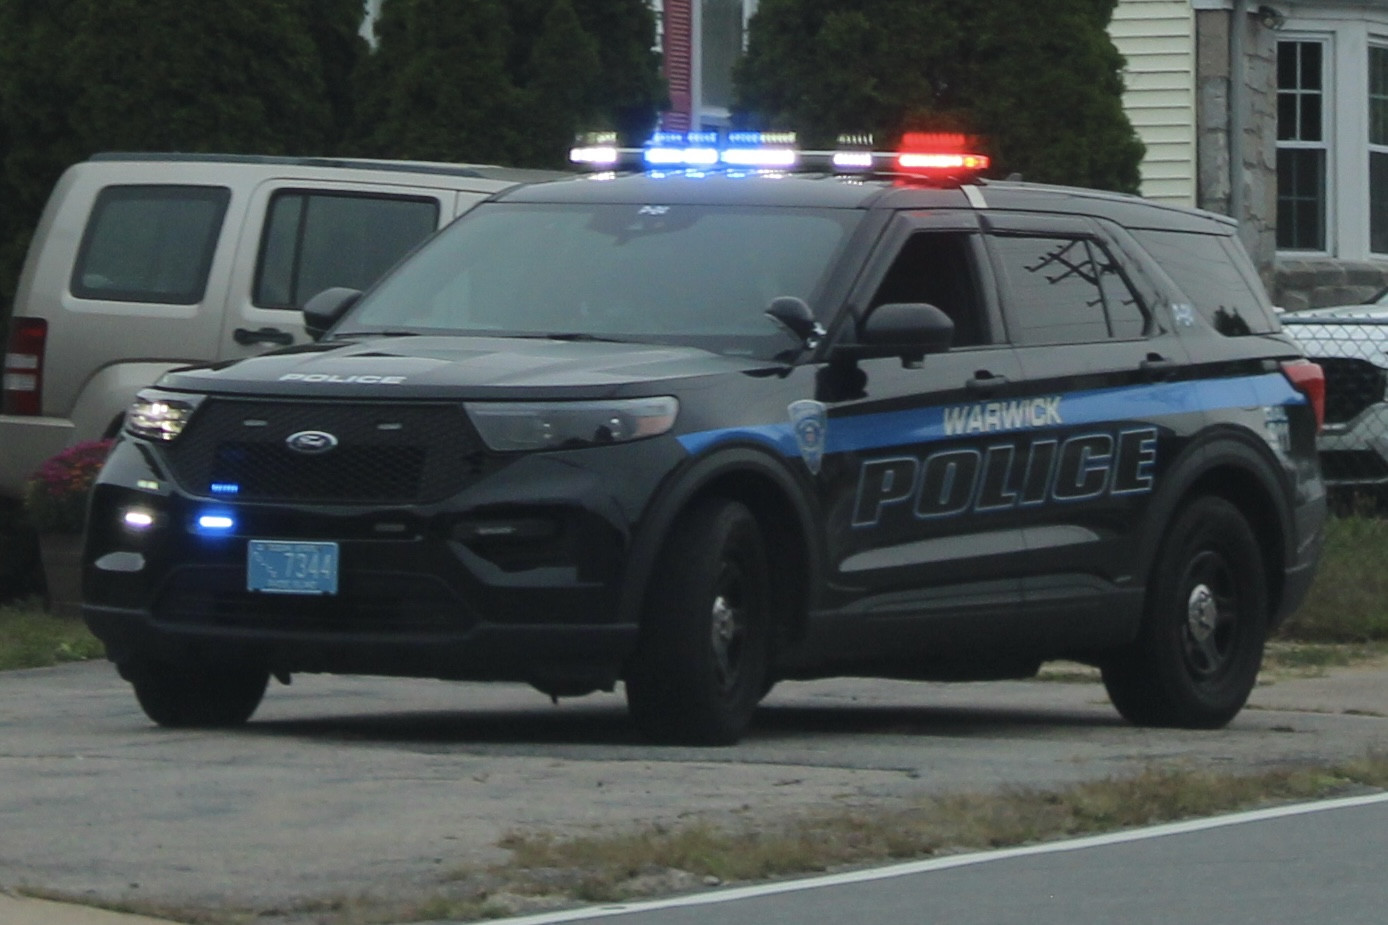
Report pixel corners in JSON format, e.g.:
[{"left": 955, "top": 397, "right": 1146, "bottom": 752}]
[
  {"left": 569, "top": 131, "right": 621, "bottom": 167},
  {"left": 566, "top": 130, "right": 991, "bottom": 183}
]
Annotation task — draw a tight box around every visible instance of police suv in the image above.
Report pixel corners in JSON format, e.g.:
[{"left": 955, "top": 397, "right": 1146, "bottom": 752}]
[{"left": 83, "top": 132, "right": 1327, "bottom": 745}]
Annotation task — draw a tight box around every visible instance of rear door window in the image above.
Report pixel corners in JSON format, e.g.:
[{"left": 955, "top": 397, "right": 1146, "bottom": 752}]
[
  {"left": 254, "top": 191, "right": 439, "bottom": 309},
  {"left": 71, "top": 185, "right": 230, "bottom": 304},
  {"left": 989, "top": 235, "right": 1146, "bottom": 345}
]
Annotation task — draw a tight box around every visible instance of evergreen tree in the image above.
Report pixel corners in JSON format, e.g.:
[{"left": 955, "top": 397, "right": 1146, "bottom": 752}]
[
  {"left": 734, "top": 0, "right": 1144, "bottom": 193},
  {"left": 0, "top": 0, "right": 88, "bottom": 309},
  {"left": 295, "top": 0, "right": 371, "bottom": 148},
  {"left": 517, "top": 0, "right": 603, "bottom": 168},
  {"left": 568, "top": 0, "right": 665, "bottom": 143},
  {"left": 62, "top": 0, "right": 333, "bottom": 154},
  {"left": 352, "top": 0, "right": 525, "bottom": 164},
  {"left": 352, "top": 0, "right": 662, "bottom": 167},
  {"left": 0, "top": 0, "right": 352, "bottom": 316}
]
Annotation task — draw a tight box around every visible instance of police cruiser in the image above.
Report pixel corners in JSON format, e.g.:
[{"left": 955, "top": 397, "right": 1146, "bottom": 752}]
[{"left": 83, "top": 132, "right": 1327, "bottom": 744}]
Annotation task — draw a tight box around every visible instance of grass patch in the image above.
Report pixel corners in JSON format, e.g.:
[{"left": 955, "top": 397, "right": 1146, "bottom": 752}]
[
  {"left": 482, "top": 759, "right": 1388, "bottom": 903},
  {"left": 1280, "top": 513, "right": 1388, "bottom": 643},
  {"left": 1262, "top": 639, "right": 1388, "bottom": 678},
  {"left": 0, "top": 598, "right": 104, "bottom": 670}
]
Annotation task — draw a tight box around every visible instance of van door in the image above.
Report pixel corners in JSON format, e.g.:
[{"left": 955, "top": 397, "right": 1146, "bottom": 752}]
[{"left": 217, "top": 181, "right": 452, "bottom": 359}]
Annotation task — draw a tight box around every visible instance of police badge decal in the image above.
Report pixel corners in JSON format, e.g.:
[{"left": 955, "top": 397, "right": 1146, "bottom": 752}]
[{"left": 788, "top": 400, "right": 827, "bottom": 475}]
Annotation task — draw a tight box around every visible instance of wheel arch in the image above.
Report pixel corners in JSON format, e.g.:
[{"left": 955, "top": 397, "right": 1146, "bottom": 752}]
[
  {"left": 619, "top": 446, "right": 822, "bottom": 657},
  {"left": 1140, "top": 431, "right": 1293, "bottom": 628}
]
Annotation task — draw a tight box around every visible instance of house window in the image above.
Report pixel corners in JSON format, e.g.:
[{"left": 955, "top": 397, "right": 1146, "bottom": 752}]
[
  {"left": 700, "top": 0, "right": 747, "bottom": 113},
  {"left": 1277, "top": 40, "right": 1327, "bottom": 251},
  {"left": 1371, "top": 46, "right": 1388, "bottom": 254}
]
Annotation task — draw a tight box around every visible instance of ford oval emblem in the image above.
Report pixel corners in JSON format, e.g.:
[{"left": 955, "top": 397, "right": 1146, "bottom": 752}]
[{"left": 285, "top": 430, "right": 339, "bottom": 454}]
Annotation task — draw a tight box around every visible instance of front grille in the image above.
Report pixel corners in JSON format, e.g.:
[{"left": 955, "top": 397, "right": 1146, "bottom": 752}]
[
  {"left": 154, "top": 567, "right": 471, "bottom": 634},
  {"left": 165, "top": 399, "right": 485, "bottom": 503},
  {"left": 1319, "top": 450, "right": 1388, "bottom": 483},
  {"left": 1317, "top": 357, "right": 1387, "bottom": 425}
]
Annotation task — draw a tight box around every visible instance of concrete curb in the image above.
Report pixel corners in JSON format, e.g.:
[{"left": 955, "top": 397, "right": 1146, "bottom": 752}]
[{"left": 0, "top": 892, "right": 183, "bottom": 925}]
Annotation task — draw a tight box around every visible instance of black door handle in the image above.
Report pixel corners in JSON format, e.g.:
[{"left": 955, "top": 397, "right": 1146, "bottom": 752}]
[
  {"left": 234, "top": 326, "right": 294, "bottom": 346},
  {"left": 1140, "top": 352, "right": 1177, "bottom": 379},
  {"left": 966, "top": 370, "right": 1009, "bottom": 395}
]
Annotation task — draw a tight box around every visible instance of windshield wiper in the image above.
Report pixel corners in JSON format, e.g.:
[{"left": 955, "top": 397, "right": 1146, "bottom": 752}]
[
  {"left": 540, "top": 332, "right": 633, "bottom": 344},
  {"left": 332, "top": 328, "right": 421, "bottom": 339}
]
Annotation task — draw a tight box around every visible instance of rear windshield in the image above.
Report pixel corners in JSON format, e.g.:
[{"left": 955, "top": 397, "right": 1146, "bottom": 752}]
[
  {"left": 71, "top": 185, "right": 230, "bottom": 304},
  {"left": 338, "top": 202, "right": 860, "bottom": 360},
  {"left": 1129, "top": 228, "right": 1278, "bottom": 335}
]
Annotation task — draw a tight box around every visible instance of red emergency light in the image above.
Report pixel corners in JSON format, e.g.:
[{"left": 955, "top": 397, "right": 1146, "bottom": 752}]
[{"left": 895, "top": 132, "right": 990, "bottom": 177}]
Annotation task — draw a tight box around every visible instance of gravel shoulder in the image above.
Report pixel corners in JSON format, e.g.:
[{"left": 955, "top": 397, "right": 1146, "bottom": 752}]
[{"left": 0, "top": 659, "right": 1384, "bottom": 920}]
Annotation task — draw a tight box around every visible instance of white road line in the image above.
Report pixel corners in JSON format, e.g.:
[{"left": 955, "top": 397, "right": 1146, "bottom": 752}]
[{"left": 481, "top": 791, "right": 1388, "bottom": 925}]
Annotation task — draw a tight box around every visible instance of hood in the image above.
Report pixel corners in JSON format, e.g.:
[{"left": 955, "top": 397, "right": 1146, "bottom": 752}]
[{"left": 157, "top": 335, "right": 776, "bottom": 399}]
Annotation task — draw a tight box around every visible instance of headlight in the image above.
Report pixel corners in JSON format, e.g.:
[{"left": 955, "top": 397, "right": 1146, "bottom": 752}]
[
  {"left": 466, "top": 397, "right": 679, "bottom": 452},
  {"left": 125, "top": 394, "right": 198, "bottom": 442}
]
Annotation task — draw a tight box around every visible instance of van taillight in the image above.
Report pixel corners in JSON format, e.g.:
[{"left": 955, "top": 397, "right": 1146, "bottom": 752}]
[
  {"left": 1281, "top": 358, "right": 1325, "bottom": 433},
  {"left": 2, "top": 317, "right": 46, "bottom": 416}
]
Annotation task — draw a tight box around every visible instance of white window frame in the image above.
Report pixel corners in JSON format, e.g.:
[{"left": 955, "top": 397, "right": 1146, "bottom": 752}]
[
  {"left": 691, "top": 0, "right": 758, "bottom": 130},
  {"left": 1275, "top": 33, "right": 1333, "bottom": 256},
  {"left": 1369, "top": 41, "right": 1388, "bottom": 254}
]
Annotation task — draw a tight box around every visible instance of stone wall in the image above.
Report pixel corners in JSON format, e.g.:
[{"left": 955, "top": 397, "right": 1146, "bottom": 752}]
[{"left": 1273, "top": 259, "right": 1388, "bottom": 311}]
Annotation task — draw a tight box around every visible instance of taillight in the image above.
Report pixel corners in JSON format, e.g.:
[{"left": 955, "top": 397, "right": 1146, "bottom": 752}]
[
  {"left": 1281, "top": 358, "right": 1325, "bottom": 433},
  {"left": 2, "top": 317, "right": 47, "bottom": 416}
]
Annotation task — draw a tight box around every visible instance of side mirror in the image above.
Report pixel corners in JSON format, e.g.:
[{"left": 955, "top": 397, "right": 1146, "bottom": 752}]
[
  {"left": 765, "top": 296, "right": 825, "bottom": 347},
  {"left": 302, "top": 287, "right": 362, "bottom": 341},
  {"left": 836, "top": 302, "right": 955, "bottom": 364}
]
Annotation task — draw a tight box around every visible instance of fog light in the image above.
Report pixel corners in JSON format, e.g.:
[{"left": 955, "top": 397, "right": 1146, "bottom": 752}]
[
  {"left": 196, "top": 512, "right": 236, "bottom": 533},
  {"left": 122, "top": 508, "right": 156, "bottom": 531}
]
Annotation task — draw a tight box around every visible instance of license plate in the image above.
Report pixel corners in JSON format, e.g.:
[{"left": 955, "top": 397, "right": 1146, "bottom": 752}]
[{"left": 247, "top": 540, "right": 339, "bottom": 595}]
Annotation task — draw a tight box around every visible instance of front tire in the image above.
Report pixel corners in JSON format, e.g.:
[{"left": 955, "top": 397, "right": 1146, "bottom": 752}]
[
  {"left": 126, "top": 660, "right": 269, "bottom": 728},
  {"left": 1102, "top": 496, "right": 1268, "bottom": 729},
  {"left": 625, "top": 498, "right": 771, "bottom": 746}
]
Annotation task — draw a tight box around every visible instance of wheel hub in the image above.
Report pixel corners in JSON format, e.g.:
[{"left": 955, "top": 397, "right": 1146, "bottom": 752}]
[
  {"left": 710, "top": 593, "right": 741, "bottom": 690},
  {"left": 1186, "top": 583, "right": 1218, "bottom": 642}
]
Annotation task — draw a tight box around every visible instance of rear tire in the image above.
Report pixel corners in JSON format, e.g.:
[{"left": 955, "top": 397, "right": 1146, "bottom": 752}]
[
  {"left": 127, "top": 660, "right": 269, "bottom": 728},
  {"left": 1102, "top": 496, "right": 1267, "bottom": 729},
  {"left": 625, "top": 499, "right": 771, "bottom": 746}
]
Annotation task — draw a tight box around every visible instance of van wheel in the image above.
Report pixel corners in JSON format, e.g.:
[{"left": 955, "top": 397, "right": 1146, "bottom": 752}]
[
  {"left": 127, "top": 660, "right": 269, "bottom": 728},
  {"left": 625, "top": 499, "right": 771, "bottom": 746},
  {"left": 1102, "top": 496, "right": 1267, "bottom": 729}
]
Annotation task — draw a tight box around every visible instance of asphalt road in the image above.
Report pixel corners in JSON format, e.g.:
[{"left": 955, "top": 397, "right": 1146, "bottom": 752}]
[{"left": 0, "top": 658, "right": 1385, "bottom": 920}]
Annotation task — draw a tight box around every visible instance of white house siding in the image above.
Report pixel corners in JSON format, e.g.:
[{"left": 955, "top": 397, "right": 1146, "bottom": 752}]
[{"left": 1110, "top": 0, "right": 1198, "bottom": 205}]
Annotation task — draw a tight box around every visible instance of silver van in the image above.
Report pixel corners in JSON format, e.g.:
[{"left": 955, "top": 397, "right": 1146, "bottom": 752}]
[{"left": 0, "top": 152, "right": 559, "bottom": 505}]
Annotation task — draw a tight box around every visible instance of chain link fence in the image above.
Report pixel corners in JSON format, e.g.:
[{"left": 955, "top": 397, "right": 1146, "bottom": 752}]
[
  {"left": 1282, "top": 312, "right": 1388, "bottom": 515},
  {"left": 1279, "top": 311, "right": 1388, "bottom": 642}
]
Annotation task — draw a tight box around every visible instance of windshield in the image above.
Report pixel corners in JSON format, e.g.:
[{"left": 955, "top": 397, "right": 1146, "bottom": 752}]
[{"left": 336, "top": 201, "right": 859, "bottom": 359}]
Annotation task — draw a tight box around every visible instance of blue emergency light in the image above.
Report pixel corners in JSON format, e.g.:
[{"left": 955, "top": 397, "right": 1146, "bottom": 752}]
[{"left": 568, "top": 130, "right": 990, "bottom": 183}]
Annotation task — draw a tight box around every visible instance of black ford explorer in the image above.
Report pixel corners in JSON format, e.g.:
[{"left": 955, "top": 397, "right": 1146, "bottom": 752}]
[{"left": 84, "top": 135, "right": 1327, "bottom": 745}]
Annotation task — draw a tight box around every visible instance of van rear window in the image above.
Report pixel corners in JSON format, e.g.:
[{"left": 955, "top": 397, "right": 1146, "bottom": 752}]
[{"left": 71, "top": 185, "right": 230, "bottom": 304}]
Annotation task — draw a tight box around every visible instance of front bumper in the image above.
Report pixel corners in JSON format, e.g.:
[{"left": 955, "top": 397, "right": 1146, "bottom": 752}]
[
  {"left": 1316, "top": 405, "right": 1388, "bottom": 486},
  {"left": 82, "top": 436, "right": 682, "bottom": 686}
]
